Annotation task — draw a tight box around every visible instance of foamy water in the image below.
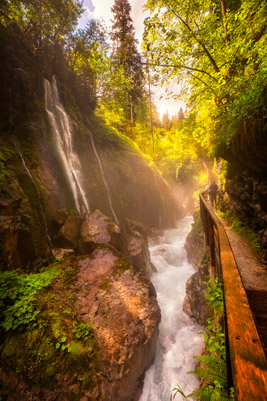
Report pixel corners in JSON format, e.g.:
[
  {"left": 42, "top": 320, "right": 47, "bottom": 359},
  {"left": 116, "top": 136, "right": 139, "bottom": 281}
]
[{"left": 139, "top": 216, "right": 204, "bottom": 401}]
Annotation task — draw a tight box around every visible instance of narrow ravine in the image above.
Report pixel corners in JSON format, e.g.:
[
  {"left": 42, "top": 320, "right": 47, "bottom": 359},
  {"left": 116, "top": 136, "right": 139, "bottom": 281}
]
[{"left": 140, "top": 216, "right": 204, "bottom": 401}]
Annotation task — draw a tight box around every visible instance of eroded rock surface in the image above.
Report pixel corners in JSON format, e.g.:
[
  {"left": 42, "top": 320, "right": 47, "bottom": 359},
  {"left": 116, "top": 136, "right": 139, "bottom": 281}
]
[
  {"left": 80, "top": 209, "right": 120, "bottom": 244},
  {"left": 0, "top": 246, "right": 160, "bottom": 401},
  {"left": 73, "top": 247, "right": 160, "bottom": 401},
  {"left": 183, "top": 213, "right": 212, "bottom": 326},
  {"left": 51, "top": 210, "right": 154, "bottom": 280},
  {"left": 118, "top": 219, "right": 153, "bottom": 279}
]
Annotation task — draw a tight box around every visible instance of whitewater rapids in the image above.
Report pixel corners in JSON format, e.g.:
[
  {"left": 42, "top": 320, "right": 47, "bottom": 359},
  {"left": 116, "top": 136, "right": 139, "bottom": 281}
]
[{"left": 139, "top": 216, "right": 204, "bottom": 401}]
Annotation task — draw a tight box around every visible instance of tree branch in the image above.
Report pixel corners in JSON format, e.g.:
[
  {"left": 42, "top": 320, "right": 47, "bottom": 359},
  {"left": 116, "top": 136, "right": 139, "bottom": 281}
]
[
  {"left": 186, "top": 70, "right": 224, "bottom": 106},
  {"left": 164, "top": 0, "right": 220, "bottom": 73},
  {"left": 142, "top": 61, "right": 218, "bottom": 82}
]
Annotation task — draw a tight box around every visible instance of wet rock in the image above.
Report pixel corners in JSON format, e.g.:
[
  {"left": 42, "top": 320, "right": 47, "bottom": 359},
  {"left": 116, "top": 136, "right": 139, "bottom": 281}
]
[
  {"left": 0, "top": 196, "right": 37, "bottom": 271},
  {"left": 50, "top": 208, "right": 69, "bottom": 235},
  {"left": 52, "top": 208, "right": 69, "bottom": 226},
  {"left": 76, "top": 248, "right": 118, "bottom": 288},
  {"left": 73, "top": 246, "right": 160, "bottom": 401},
  {"left": 80, "top": 209, "right": 119, "bottom": 244},
  {"left": 79, "top": 209, "right": 120, "bottom": 254},
  {"left": 183, "top": 265, "right": 212, "bottom": 326},
  {"left": 184, "top": 217, "right": 204, "bottom": 270},
  {"left": 52, "top": 248, "right": 74, "bottom": 260},
  {"left": 119, "top": 219, "right": 153, "bottom": 279},
  {"left": 148, "top": 228, "right": 164, "bottom": 246},
  {"left": 0, "top": 246, "right": 161, "bottom": 401},
  {"left": 183, "top": 212, "right": 212, "bottom": 326},
  {"left": 218, "top": 160, "right": 267, "bottom": 255},
  {"left": 57, "top": 215, "right": 82, "bottom": 249}
]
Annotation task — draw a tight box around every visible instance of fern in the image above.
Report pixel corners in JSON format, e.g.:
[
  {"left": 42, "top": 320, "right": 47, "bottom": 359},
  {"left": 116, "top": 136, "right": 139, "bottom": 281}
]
[
  {"left": 172, "top": 278, "right": 235, "bottom": 401},
  {"left": 190, "top": 366, "right": 225, "bottom": 385},
  {"left": 0, "top": 266, "right": 61, "bottom": 332},
  {"left": 189, "top": 384, "right": 231, "bottom": 401},
  {"left": 194, "top": 354, "right": 227, "bottom": 377}
]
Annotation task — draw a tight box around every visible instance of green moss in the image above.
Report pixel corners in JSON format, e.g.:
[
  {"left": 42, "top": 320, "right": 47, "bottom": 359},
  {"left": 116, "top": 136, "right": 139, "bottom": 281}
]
[
  {"left": 51, "top": 316, "right": 65, "bottom": 339},
  {"left": 0, "top": 260, "right": 100, "bottom": 394},
  {"left": 217, "top": 209, "right": 261, "bottom": 251},
  {"left": 68, "top": 341, "right": 87, "bottom": 357}
]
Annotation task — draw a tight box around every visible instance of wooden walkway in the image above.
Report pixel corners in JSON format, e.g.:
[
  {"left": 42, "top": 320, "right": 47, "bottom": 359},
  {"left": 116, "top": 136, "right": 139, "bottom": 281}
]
[
  {"left": 217, "top": 214, "right": 267, "bottom": 357},
  {"left": 199, "top": 193, "right": 267, "bottom": 401}
]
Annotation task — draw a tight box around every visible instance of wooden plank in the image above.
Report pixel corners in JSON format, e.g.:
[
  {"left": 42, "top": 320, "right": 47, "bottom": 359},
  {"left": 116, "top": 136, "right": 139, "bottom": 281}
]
[
  {"left": 247, "top": 290, "right": 267, "bottom": 357},
  {"left": 199, "top": 194, "right": 267, "bottom": 401},
  {"left": 219, "top": 226, "right": 267, "bottom": 400}
]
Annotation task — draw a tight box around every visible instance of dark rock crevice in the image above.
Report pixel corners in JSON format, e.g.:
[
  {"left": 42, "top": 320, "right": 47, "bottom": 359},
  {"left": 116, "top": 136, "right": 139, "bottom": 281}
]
[{"left": 183, "top": 212, "right": 212, "bottom": 326}]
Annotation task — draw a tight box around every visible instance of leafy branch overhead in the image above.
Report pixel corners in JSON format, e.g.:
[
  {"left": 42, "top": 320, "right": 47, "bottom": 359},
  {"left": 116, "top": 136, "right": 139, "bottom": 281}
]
[{"left": 143, "top": 0, "right": 267, "bottom": 148}]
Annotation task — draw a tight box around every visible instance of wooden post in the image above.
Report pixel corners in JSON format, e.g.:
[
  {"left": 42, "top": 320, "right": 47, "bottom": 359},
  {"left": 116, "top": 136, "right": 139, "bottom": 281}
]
[{"left": 199, "top": 193, "right": 267, "bottom": 400}]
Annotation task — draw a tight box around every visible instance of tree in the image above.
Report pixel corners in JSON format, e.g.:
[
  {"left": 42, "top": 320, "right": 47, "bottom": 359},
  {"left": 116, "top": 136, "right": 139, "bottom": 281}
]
[
  {"left": 143, "top": 0, "right": 267, "bottom": 153},
  {"left": 0, "top": 0, "right": 83, "bottom": 48},
  {"left": 110, "top": 0, "right": 145, "bottom": 123},
  {"left": 65, "top": 19, "right": 109, "bottom": 104},
  {"left": 162, "top": 111, "right": 170, "bottom": 129}
]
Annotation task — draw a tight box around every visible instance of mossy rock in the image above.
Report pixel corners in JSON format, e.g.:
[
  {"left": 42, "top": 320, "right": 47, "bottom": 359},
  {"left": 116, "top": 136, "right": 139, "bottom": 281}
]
[{"left": 0, "top": 260, "right": 100, "bottom": 397}]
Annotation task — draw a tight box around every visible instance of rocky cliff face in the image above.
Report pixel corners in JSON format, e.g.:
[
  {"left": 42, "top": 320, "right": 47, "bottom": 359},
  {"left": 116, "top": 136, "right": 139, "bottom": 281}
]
[
  {"left": 218, "top": 123, "right": 267, "bottom": 257},
  {"left": 0, "top": 48, "right": 180, "bottom": 270},
  {"left": 183, "top": 212, "right": 212, "bottom": 326},
  {"left": 223, "top": 168, "right": 267, "bottom": 257},
  {"left": 0, "top": 32, "right": 167, "bottom": 400},
  {"left": 0, "top": 211, "right": 160, "bottom": 401}
]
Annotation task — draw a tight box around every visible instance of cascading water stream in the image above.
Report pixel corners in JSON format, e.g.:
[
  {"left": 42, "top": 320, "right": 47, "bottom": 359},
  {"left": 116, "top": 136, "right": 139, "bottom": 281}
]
[
  {"left": 13, "top": 139, "right": 52, "bottom": 247},
  {"left": 88, "top": 129, "right": 119, "bottom": 225},
  {"left": 140, "top": 216, "right": 204, "bottom": 401},
  {"left": 44, "top": 77, "right": 90, "bottom": 215}
]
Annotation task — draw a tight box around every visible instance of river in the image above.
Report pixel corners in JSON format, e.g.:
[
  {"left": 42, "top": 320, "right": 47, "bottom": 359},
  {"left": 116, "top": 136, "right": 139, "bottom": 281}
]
[{"left": 140, "top": 216, "right": 204, "bottom": 401}]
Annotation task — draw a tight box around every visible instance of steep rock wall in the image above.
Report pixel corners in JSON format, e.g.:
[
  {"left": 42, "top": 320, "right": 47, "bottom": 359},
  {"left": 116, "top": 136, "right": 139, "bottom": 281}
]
[
  {"left": 218, "top": 122, "right": 267, "bottom": 256},
  {"left": 0, "top": 245, "right": 160, "bottom": 401},
  {"left": 0, "top": 31, "right": 180, "bottom": 272},
  {"left": 183, "top": 212, "right": 212, "bottom": 326}
]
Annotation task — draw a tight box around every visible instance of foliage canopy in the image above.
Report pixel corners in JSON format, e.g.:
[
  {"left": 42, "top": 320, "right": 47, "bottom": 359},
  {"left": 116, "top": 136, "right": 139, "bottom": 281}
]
[{"left": 143, "top": 0, "right": 267, "bottom": 153}]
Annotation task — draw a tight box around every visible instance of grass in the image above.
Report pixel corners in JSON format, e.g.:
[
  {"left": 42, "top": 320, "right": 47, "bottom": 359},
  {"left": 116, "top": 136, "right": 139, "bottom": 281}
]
[{"left": 217, "top": 209, "right": 261, "bottom": 251}]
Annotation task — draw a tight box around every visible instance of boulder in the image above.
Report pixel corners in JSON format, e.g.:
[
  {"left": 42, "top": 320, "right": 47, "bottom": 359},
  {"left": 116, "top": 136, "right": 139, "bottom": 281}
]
[
  {"left": 0, "top": 246, "right": 161, "bottom": 401},
  {"left": 80, "top": 209, "right": 120, "bottom": 244},
  {"left": 73, "top": 246, "right": 160, "bottom": 401},
  {"left": 50, "top": 208, "right": 69, "bottom": 236},
  {"left": 183, "top": 265, "right": 212, "bottom": 326},
  {"left": 52, "top": 208, "right": 69, "bottom": 226},
  {"left": 118, "top": 219, "right": 153, "bottom": 279},
  {"left": 57, "top": 215, "right": 82, "bottom": 249},
  {"left": 52, "top": 248, "right": 75, "bottom": 261}
]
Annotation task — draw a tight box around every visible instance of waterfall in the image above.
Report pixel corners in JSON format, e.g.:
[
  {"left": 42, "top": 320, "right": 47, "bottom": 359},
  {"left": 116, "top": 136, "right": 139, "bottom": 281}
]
[
  {"left": 44, "top": 77, "right": 90, "bottom": 215},
  {"left": 88, "top": 129, "right": 119, "bottom": 225},
  {"left": 140, "top": 217, "right": 204, "bottom": 401},
  {"left": 13, "top": 139, "right": 52, "bottom": 247}
]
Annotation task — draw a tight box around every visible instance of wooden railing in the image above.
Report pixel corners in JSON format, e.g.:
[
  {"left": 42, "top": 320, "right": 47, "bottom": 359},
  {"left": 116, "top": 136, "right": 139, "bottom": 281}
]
[{"left": 199, "top": 193, "right": 267, "bottom": 401}]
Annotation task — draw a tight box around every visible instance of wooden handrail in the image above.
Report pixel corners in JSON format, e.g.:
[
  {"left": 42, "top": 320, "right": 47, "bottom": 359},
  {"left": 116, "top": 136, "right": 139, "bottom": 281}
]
[{"left": 199, "top": 192, "right": 267, "bottom": 400}]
